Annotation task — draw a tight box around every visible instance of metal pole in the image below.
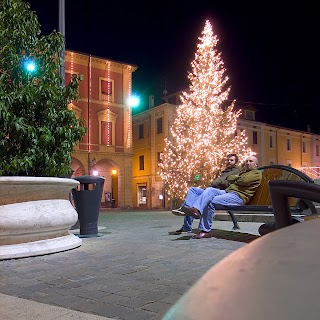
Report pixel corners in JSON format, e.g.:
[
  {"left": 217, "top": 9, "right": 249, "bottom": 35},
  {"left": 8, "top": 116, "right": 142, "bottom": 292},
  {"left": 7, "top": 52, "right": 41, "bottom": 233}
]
[{"left": 59, "top": 0, "right": 65, "bottom": 83}]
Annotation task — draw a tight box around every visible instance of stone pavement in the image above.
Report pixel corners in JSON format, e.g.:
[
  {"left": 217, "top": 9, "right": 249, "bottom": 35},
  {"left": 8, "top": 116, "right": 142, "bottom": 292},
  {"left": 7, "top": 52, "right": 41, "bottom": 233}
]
[{"left": 0, "top": 210, "right": 263, "bottom": 320}]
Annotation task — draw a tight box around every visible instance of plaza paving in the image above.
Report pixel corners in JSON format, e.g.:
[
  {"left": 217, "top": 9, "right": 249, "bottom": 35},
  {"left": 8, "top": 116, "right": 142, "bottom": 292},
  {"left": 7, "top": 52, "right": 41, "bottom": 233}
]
[{"left": 0, "top": 210, "right": 263, "bottom": 320}]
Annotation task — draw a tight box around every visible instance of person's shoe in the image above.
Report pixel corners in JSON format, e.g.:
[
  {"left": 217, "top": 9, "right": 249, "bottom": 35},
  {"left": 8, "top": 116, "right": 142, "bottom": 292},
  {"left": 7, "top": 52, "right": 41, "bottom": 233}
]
[
  {"left": 174, "top": 227, "right": 192, "bottom": 235},
  {"left": 172, "top": 207, "right": 185, "bottom": 216},
  {"left": 190, "top": 207, "right": 201, "bottom": 218},
  {"left": 192, "top": 231, "right": 212, "bottom": 239},
  {"left": 180, "top": 206, "right": 200, "bottom": 219}
]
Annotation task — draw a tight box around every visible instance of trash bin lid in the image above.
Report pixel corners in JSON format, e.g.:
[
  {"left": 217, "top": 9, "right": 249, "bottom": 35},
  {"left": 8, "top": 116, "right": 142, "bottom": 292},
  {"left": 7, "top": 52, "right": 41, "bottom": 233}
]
[{"left": 73, "top": 175, "right": 105, "bottom": 184}]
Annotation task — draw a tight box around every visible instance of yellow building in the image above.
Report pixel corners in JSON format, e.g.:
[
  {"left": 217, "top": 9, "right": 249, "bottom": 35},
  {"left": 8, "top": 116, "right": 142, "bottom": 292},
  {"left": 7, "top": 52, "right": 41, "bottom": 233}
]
[
  {"left": 132, "top": 103, "right": 177, "bottom": 209},
  {"left": 132, "top": 100, "right": 320, "bottom": 209}
]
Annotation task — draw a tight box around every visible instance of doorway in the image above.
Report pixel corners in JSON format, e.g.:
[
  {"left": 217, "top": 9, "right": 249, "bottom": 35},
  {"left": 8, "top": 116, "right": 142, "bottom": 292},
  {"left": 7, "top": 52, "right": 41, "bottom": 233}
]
[{"left": 137, "top": 184, "right": 147, "bottom": 208}]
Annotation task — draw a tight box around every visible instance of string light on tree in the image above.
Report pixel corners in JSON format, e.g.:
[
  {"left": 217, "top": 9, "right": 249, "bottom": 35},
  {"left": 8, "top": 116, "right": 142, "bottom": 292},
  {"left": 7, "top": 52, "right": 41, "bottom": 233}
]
[{"left": 159, "top": 20, "right": 254, "bottom": 203}]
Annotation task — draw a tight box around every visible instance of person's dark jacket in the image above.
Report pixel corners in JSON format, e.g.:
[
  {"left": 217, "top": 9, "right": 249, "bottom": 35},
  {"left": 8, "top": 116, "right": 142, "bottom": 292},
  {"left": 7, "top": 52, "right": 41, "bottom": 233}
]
[{"left": 207, "top": 166, "right": 241, "bottom": 189}]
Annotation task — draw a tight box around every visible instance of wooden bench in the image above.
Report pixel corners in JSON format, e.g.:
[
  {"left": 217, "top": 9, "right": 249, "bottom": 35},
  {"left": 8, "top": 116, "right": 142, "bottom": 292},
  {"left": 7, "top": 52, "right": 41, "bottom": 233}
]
[{"left": 214, "top": 164, "right": 317, "bottom": 230}]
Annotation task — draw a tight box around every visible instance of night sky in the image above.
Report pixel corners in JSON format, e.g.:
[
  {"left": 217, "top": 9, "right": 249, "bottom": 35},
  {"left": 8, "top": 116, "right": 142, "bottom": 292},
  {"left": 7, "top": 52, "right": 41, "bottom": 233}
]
[{"left": 26, "top": 1, "right": 319, "bottom": 133}]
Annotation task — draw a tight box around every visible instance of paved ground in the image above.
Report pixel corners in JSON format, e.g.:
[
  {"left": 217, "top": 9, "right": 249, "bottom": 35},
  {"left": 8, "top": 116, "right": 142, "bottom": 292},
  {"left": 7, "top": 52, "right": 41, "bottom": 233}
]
[{"left": 0, "top": 210, "right": 263, "bottom": 320}]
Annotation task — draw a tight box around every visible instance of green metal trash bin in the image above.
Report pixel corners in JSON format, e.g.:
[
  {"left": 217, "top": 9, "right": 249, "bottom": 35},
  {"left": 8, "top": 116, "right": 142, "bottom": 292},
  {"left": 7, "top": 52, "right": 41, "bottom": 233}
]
[{"left": 72, "top": 175, "right": 105, "bottom": 237}]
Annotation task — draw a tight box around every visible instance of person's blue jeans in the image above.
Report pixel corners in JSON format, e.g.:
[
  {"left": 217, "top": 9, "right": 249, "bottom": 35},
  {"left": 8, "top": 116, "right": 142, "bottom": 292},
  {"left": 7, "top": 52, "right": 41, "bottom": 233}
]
[
  {"left": 180, "top": 187, "right": 203, "bottom": 232},
  {"left": 181, "top": 187, "right": 244, "bottom": 232}
]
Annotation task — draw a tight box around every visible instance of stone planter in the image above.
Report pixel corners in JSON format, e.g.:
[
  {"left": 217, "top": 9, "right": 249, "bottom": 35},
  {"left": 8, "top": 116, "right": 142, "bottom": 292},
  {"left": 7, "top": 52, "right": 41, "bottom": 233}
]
[{"left": 0, "top": 177, "right": 82, "bottom": 260}]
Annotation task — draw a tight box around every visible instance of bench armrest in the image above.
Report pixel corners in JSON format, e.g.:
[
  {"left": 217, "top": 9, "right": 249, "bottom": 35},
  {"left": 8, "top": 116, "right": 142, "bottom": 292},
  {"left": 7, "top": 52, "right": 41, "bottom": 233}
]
[{"left": 269, "top": 180, "right": 320, "bottom": 229}]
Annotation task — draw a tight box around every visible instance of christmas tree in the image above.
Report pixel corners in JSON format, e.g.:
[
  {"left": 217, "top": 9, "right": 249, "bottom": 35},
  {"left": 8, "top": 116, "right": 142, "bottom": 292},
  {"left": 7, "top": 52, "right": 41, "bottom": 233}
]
[{"left": 159, "top": 20, "right": 253, "bottom": 203}]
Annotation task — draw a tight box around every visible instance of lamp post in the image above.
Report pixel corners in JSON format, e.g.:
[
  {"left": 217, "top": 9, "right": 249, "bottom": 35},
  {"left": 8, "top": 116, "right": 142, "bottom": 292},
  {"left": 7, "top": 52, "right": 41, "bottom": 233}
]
[
  {"left": 91, "top": 158, "right": 98, "bottom": 176},
  {"left": 59, "top": 0, "right": 65, "bottom": 83}
]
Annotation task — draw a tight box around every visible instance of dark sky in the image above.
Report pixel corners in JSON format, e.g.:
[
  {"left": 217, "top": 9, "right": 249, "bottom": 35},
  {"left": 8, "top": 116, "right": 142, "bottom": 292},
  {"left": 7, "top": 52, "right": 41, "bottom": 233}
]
[{"left": 27, "top": 1, "right": 319, "bottom": 133}]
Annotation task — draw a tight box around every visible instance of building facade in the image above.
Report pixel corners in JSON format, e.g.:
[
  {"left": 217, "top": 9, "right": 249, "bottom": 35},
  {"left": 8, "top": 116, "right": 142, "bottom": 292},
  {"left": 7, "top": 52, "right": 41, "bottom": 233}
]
[
  {"left": 66, "top": 52, "right": 320, "bottom": 210},
  {"left": 66, "top": 50, "right": 137, "bottom": 209},
  {"left": 132, "top": 101, "right": 320, "bottom": 209}
]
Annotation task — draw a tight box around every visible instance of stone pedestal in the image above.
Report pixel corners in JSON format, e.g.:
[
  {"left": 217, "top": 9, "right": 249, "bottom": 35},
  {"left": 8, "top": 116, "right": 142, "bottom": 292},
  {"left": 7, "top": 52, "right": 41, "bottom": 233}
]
[{"left": 0, "top": 177, "right": 82, "bottom": 260}]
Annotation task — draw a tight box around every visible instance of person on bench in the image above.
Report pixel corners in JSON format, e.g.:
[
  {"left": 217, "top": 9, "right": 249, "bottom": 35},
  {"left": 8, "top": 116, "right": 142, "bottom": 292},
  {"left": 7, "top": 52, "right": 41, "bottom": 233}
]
[
  {"left": 173, "top": 154, "right": 241, "bottom": 235},
  {"left": 172, "top": 155, "right": 262, "bottom": 239}
]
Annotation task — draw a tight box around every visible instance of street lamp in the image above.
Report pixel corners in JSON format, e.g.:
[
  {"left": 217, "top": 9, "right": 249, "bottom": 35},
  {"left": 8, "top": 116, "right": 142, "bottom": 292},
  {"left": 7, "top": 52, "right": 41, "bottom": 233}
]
[
  {"left": 24, "top": 60, "right": 36, "bottom": 72},
  {"left": 127, "top": 94, "right": 140, "bottom": 108},
  {"left": 91, "top": 158, "right": 98, "bottom": 176}
]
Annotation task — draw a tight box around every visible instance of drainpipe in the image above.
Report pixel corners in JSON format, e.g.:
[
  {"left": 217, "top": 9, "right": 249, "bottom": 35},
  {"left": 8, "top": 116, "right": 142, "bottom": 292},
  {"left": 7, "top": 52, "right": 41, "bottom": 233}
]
[{"left": 87, "top": 55, "right": 92, "bottom": 174}]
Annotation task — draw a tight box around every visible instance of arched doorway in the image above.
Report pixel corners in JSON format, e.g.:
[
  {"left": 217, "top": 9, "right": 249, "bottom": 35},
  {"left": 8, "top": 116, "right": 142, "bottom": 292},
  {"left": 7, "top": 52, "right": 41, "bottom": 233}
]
[{"left": 94, "top": 159, "right": 119, "bottom": 208}]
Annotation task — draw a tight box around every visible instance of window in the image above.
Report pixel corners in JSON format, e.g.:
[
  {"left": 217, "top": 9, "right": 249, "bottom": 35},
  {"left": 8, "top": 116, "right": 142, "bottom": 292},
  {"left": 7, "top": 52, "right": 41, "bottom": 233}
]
[
  {"left": 139, "top": 155, "right": 144, "bottom": 170},
  {"left": 65, "top": 72, "right": 73, "bottom": 85},
  {"left": 101, "top": 121, "right": 112, "bottom": 145},
  {"left": 253, "top": 131, "right": 258, "bottom": 144},
  {"left": 157, "top": 152, "right": 163, "bottom": 165},
  {"left": 316, "top": 145, "right": 319, "bottom": 156},
  {"left": 270, "top": 161, "right": 274, "bottom": 165},
  {"left": 287, "top": 138, "right": 291, "bottom": 151},
  {"left": 97, "top": 109, "right": 117, "bottom": 146},
  {"left": 157, "top": 118, "right": 163, "bottom": 134},
  {"left": 99, "top": 78, "right": 114, "bottom": 102},
  {"left": 245, "top": 110, "right": 254, "bottom": 120},
  {"left": 302, "top": 141, "right": 306, "bottom": 153},
  {"left": 101, "top": 80, "right": 112, "bottom": 95},
  {"left": 269, "top": 135, "right": 273, "bottom": 148},
  {"left": 139, "top": 124, "right": 144, "bottom": 139}
]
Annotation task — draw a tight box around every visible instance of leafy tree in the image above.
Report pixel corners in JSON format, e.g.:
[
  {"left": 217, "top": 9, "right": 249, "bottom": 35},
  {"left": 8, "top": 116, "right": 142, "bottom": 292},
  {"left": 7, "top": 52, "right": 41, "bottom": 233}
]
[
  {"left": 159, "top": 20, "right": 253, "bottom": 203},
  {"left": 0, "top": 0, "right": 87, "bottom": 176}
]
